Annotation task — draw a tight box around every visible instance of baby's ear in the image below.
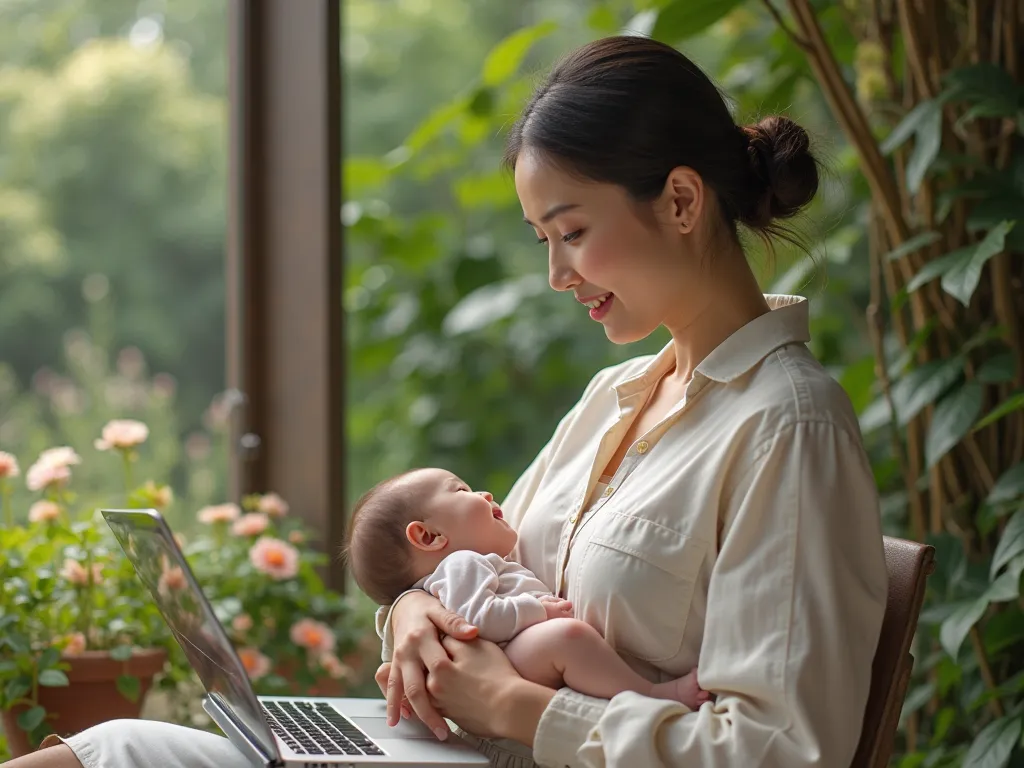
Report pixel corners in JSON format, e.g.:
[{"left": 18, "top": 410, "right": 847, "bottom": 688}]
[{"left": 406, "top": 521, "right": 447, "bottom": 552}]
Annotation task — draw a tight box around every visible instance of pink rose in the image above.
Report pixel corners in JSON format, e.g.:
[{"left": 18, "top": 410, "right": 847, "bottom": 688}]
[
  {"left": 197, "top": 503, "right": 241, "bottom": 525},
  {"left": 37, "top": 447, "right": 82, "bottom": 468},
  {"left": 158, "top": 565, "right": 187, "bottom": 594},
  {"left": 28, "top": 500, "right": 62, "bottom": 523},
  {"left": 318, "top": 652, "right": 352, "bottom": 680},
  {"left": 26, "top": 461, "right": 71, "bottom": 492},
  {"left": 94, "top": 419, "right": 149, "bottom": 451},
  {"left": 289, "top": 619, "right": 336, "bottom": 654},
  {"left": 61, "top": 559, "right": 104, "bottom": 587},
  {"left": 248, "top": 537, "right": 299, "bottom": 580},
  {"left": 232, "top": 512, "right": 270, "bottom": 537},
  {"left": 232, "top": 614, "right": 254, "bottom": 634},
  {"left": 0, "top": 451, "right": 20, "bottom": 479},
  {"left": 63, "top": 632, "right": 87, "bottom": 656},
  {"left": 142, "top": 480, "right": 173, "bottom": 509},
  {"left": 288, "top": 530, "right": 306, "bottom": 545},
  {"left": 257, "top": 492, "right": 289, "bottom": 519},
  {"left": 237, "top": 647, "right": 271, "bottom": 680}
]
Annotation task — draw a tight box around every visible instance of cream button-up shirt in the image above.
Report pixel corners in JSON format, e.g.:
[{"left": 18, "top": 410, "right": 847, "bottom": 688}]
[{"left": 377, "top": 295, "right": 888, "bottom": 768}]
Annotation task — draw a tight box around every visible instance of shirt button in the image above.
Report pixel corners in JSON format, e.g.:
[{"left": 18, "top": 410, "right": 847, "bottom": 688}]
[
  {"left": 636, "top": 440, "right": 650, "bottom": 454},
  {"left": 569, "top": 511, "right": 579, "bottom": 523},
  {"left": 602, "top": 486, "right": 615, "bottom": 498}
]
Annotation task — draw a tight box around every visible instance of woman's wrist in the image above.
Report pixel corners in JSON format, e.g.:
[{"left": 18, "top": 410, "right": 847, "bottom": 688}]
[
  {"left": 390, "top": 589, "right": 434, "bottom": 636},
  {"left": 497, "top": 678, "right": 557, "bottom": 747}
]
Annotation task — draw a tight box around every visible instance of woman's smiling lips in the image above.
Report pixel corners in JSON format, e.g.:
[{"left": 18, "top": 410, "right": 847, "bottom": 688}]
[{"left": 577, "top": 292, "right": 615, "bottom": 321}]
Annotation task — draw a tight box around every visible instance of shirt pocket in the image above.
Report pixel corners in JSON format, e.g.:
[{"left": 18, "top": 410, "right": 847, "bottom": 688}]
[{"left": 572, "top": 511, "right": 707, "bottom": 663}]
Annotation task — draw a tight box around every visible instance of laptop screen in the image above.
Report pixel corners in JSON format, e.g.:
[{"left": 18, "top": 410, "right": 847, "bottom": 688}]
[{"left": 104, "top": 509, "right": 279, "bottom": 762}]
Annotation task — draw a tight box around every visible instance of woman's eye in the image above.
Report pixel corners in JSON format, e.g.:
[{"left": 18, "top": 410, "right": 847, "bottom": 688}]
[
  {"left": 562, "top": 229, "right": 582, "bottom": 243},
  {"left": 536, "top": 236, "right": 548, "bottom": 245}
]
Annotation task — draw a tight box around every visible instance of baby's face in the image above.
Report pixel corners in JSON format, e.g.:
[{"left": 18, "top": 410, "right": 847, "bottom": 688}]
[{"left": 408, "top": 469, "right": 518, "bottom": 558}]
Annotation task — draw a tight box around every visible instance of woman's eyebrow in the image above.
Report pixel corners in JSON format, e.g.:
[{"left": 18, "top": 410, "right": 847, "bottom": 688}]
[{"left": 523, "top": 202, "right": 581, "bottom": 226}]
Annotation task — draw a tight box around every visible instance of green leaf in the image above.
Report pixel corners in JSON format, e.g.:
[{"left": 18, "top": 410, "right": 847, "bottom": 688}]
[
  {"left": 976, "top": 391, "right": 1024, "bottom": 431},
  {"left": 650, "top": 0, "right": 745, "bottom": 43},
  {"left": 984, "top": 555, "right": 1024, "bottom": 602},
  {"left": 930, "top": 706, "right": 956, "bottom": 745},
  {"left": 907, "top": 221, "right": 1015, "bottom": 306},
  {"left": 882, "top": 99, "right": 942, "bottom": 154},
  {"left": 944, "top": 63, "right": 1024, "bottom": 118},
  {"left": 37, "top": 647, "right": 59, "bottom": 670},
  {"left": 925, "top": 382, "right": 984, "bottom": 468},
  {"left": 4, "top": 678, "right": 30, "bottom": 702},
  {"left": 891, "top": 357, "right": 965, "bottom": 426},
  {"left": 16, "top": 706, "right": 46, "bottom": 732},
  {"left": 481, "top": 20, "right": 557, "bottom": 87},
  {"left": 38, "top": 669, "right": 69, "bottom": 687},
  {"left": 109, "top": 645, "right": 134, "bottom": 662},
  {"left": 988, "top": 463, "right": 1024, "bottom": 504},
  {"left": 961, "top": 715, "right": 1021, "bottom": 768},
  {"left": 886, "top": 231, "right": 941, "bottom": 261},
  {"left": 906, "top": 104, "right": 942, "bottom": 193},
  {"left": 900, "top": 681, "right": 935, "bottom": 721},
  {"left": 116, "top": 674, "right": 141, "bottom": 703},
  {"left": 940, "top": 597, "right": 988, "bottom": 660},
  {"left": 991, "top": 509, "right": 1024, "bottom": 579},
  {"left": 983, "top": 612, "right": 1024, "bottom": 656},
  {"left": 978, "top": 353, "right": 1016, "bottom": 384}
]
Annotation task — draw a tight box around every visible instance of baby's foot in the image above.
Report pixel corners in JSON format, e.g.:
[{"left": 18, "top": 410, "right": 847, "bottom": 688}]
[{"left": 650, "top": 668, "right": 712, "bottom": 709}]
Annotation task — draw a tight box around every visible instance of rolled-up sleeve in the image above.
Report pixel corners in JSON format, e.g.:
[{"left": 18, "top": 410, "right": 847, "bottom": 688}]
[{"left": 533, "top": 419, "right": 888, "bottom": 768}]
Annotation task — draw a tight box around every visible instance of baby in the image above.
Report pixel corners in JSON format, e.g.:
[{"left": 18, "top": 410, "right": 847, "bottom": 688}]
[{"left": 344, "top": 467, "right": 709, "bottom": 711}]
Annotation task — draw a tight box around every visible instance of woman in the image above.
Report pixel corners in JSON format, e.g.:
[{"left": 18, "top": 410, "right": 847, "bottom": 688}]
[{"left": 14, "top": 35, "right": 886, "bottom": 768}]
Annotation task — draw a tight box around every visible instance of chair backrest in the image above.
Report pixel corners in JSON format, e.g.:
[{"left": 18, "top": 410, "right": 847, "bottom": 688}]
[{"left": 850, "top": 536, "right": 935, "bottom": 768}]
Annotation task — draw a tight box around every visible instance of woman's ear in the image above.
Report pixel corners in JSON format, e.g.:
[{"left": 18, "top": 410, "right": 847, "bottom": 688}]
[
  {"left": 406, "top": 521, "right": 448, "bottom": 552},
  {"left": 660, "top": 166, "right": 704, "bottom": 235}
]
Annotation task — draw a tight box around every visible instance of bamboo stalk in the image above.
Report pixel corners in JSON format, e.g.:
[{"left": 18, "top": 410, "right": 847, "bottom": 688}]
[
  {"left": 969, "top": 625, "right": 1005, "bottom": 718},
  {"left": 870, "top": 213, "right": 927, "bottom": 539}
]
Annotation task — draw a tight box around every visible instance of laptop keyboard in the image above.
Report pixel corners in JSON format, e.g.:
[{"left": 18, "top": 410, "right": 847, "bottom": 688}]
[{"left": 263, "top": 700, "right": 385, "bottom": 757}]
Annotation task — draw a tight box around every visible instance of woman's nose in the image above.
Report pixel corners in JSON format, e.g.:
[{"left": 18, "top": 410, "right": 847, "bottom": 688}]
[{"left": 548, "top": 248, "right": 580, "bottom": 292}]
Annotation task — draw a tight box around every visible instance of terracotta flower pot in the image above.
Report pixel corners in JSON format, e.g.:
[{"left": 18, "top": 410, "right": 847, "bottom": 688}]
[{"left": 2, "top": 648, "right": 167, "bottom": 758}]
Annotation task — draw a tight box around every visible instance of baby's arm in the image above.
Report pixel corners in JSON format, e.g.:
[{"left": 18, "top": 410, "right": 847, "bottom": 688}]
[{"left": 421, "top": 551, "right": 549, "bottom": 644}]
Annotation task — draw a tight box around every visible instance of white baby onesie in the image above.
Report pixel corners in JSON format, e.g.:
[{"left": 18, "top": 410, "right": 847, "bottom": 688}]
[{"left": 414, "top": 550, "right": 552, "bottom": 644}]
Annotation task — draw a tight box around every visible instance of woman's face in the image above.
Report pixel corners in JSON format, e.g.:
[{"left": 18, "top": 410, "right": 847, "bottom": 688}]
[{"left": 514, "top": 149, "right": 709, "bottom": 344}]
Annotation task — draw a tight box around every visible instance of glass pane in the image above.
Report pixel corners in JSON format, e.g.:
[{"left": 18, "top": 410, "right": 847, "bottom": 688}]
[{"left": 0, "top": 0, "right": 228, "bottom": 528}]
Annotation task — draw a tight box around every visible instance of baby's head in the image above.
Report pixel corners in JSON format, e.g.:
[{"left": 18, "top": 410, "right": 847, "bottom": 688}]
[{"left": 343, "top": 468, "right": 517, "bottom": 605}]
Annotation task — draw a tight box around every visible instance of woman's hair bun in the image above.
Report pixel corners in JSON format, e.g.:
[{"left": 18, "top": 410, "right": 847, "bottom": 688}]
[{"left": 739, "top": 116, "right": 819, "bottom": 230}]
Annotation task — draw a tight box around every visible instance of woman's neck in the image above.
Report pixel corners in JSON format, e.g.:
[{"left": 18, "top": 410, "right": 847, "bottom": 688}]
[{"left": 662, "top": 249, "right": 770, "bottom": 385}]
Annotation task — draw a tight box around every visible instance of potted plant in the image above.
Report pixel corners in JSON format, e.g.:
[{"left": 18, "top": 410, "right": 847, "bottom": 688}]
[
  {"left": 0, "top": 431, "right": 174, "bottom": 757},
  {"left": 0, "top": 420, "right": 375, "bottom": 758}
]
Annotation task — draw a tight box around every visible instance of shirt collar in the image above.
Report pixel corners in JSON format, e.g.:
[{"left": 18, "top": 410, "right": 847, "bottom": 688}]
[{"left": 613, "top": 294, "right": 811, "bottom": 400}]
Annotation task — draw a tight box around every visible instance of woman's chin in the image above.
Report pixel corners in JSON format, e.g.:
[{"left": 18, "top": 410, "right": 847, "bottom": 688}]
[{"left": 604, "top": 320, "right": 658, "bottom": 346}]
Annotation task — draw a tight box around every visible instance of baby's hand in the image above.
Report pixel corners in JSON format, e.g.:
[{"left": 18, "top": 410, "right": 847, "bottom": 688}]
[{"left": 539, "top": 596, "right": 573, "bottom": 620}]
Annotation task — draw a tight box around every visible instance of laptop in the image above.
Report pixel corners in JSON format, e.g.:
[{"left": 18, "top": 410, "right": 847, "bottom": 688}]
[{"left": 102, "top": 508, "right": 489, "bottom": 767}]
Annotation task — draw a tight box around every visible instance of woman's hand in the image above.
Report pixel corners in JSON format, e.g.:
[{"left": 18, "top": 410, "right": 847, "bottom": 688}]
[
  {"left": 375, "top": 591, "right": 478, "bottom": 739},
  {"left": 429, "top": 636, "right": 556, "bottom": 745}
]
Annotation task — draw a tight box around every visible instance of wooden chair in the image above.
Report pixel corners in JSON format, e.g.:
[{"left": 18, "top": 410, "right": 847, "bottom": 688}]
[{"left": 851, "top": 536, "right": 936, "bottom": 768}]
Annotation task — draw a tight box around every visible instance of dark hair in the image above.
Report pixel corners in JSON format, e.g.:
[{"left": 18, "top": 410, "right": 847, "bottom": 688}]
[
  {"left": 504, "top": 36, "right": 818, "bottom": 247},
  {"left": 341, "top": 470, "right": 422, "bottom": 605}
]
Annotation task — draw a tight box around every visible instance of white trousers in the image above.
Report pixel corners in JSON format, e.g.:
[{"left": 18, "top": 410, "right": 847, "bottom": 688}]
[
  {"left": 54, "top": 718, "right": 537, "bottom": 768},
  {"left": 57, "top": 719, "right": 252, "bottom": 768}
]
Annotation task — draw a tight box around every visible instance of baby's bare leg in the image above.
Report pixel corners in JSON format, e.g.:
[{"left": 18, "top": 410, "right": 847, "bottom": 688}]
[{"left": 504, "top": 619, "right": 710, "bottom": 708}]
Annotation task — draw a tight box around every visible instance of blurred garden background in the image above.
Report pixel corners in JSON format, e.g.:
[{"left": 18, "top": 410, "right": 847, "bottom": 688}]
[{"left": 2, "top": 0, "right": 1024, "bottom": 765}]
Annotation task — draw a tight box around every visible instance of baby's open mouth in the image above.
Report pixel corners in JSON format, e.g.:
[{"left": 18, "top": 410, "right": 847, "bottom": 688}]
[{"left": 492, "top": 506, "right": 504, "bottom": 520}]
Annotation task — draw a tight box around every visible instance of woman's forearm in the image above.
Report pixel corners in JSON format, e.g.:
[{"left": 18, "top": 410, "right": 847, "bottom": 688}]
[{"left": 498, "top": 679, "right": 557, "bottom": 747}]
